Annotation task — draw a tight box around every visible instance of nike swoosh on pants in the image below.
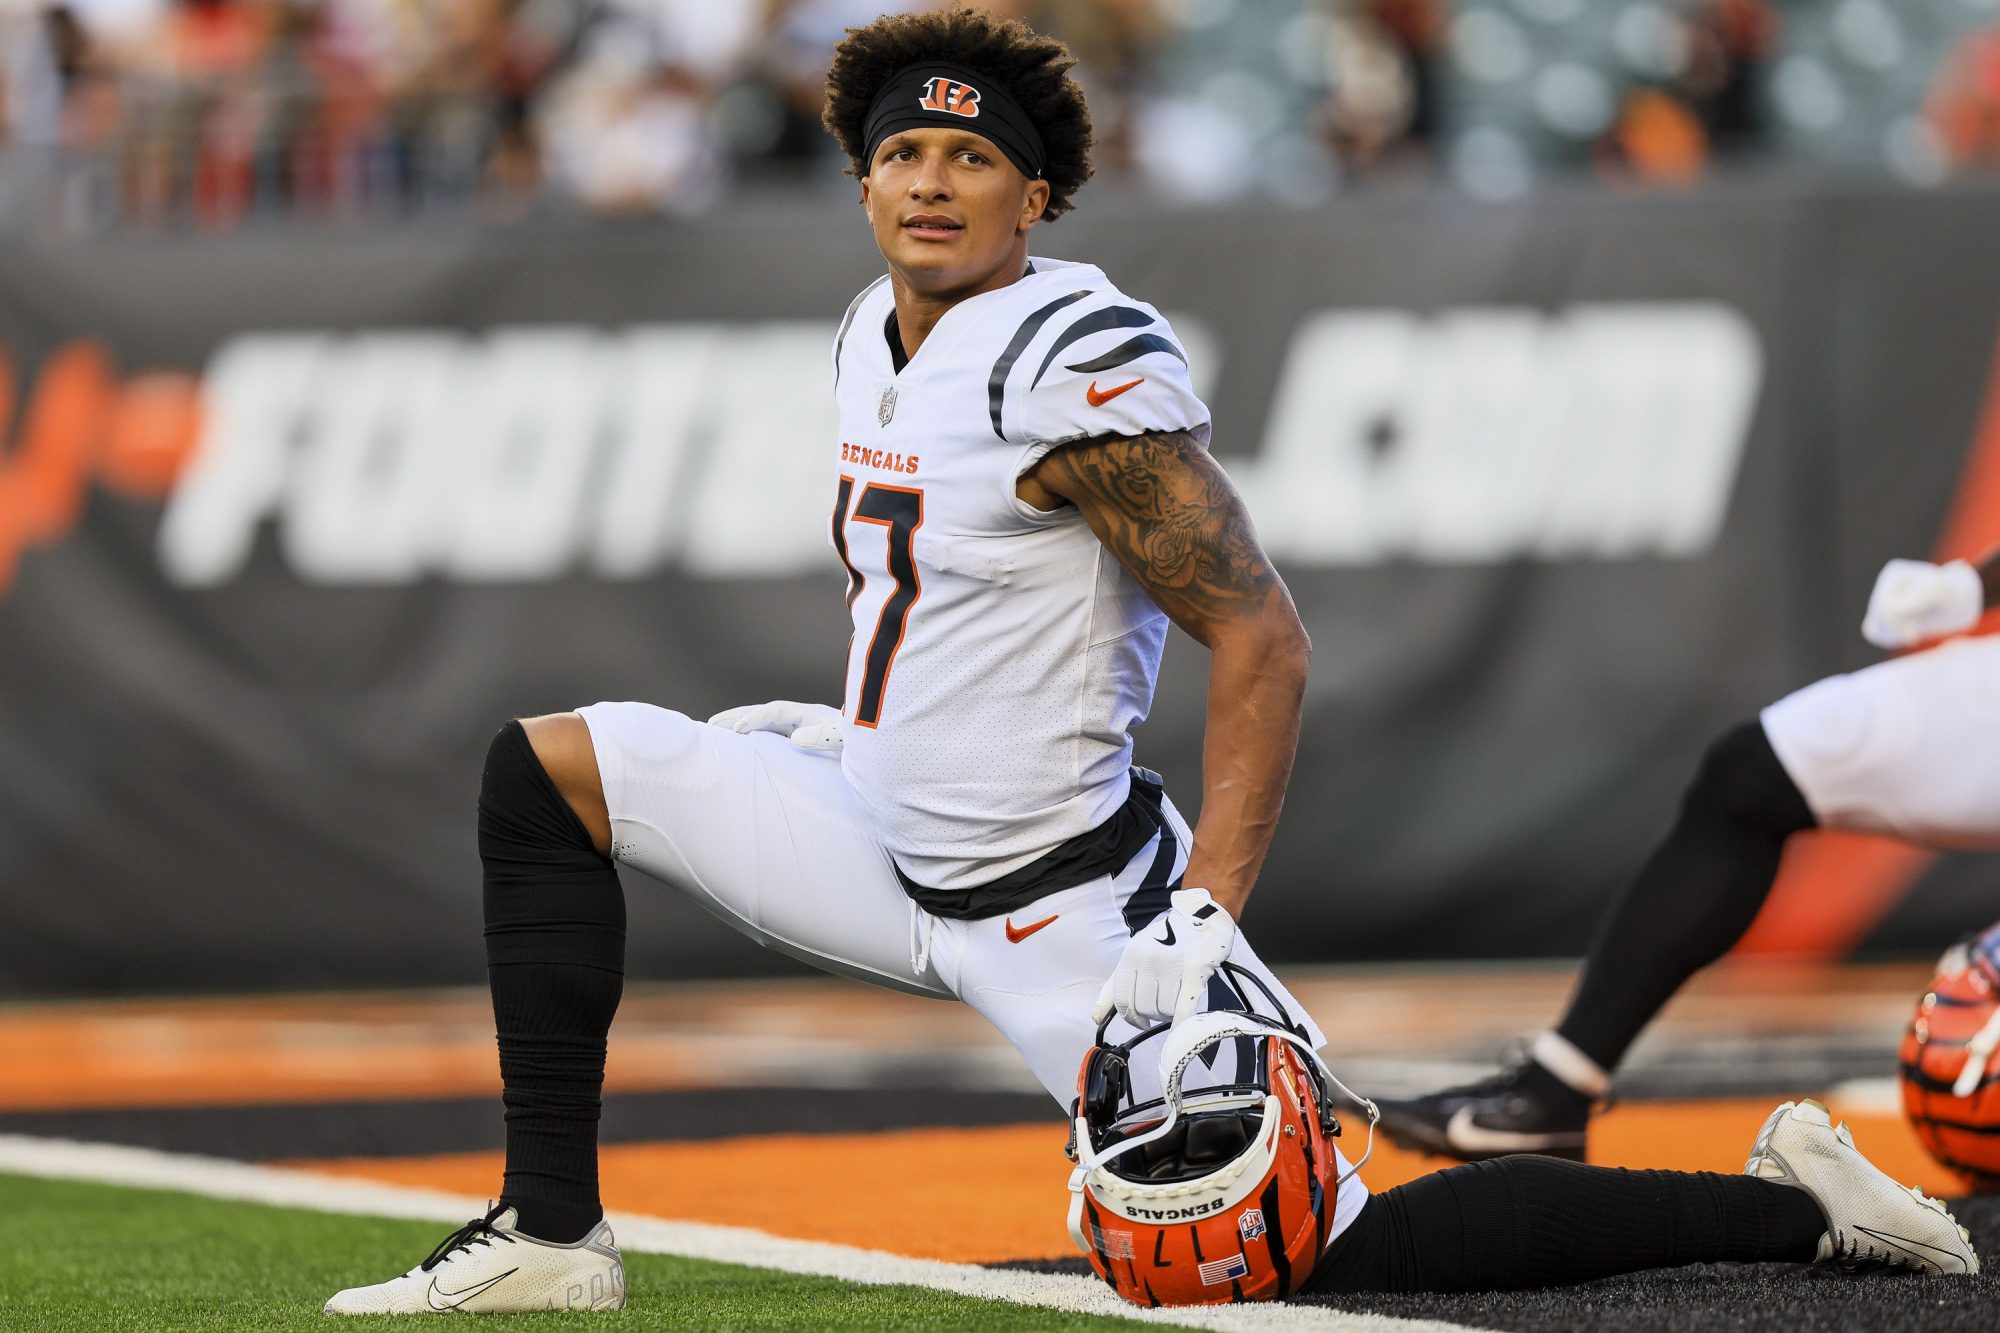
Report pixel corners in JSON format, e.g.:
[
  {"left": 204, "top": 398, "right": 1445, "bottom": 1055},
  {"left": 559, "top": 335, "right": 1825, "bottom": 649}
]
[{"left": 1004, "top": 913, "right": 1059, "bottom": 943}]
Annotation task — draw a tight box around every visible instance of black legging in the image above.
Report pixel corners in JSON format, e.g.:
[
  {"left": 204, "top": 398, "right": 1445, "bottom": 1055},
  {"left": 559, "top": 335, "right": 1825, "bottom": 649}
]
[
  {"left": 1555, "top": 719, "right": 1815, "bottom": 1072},
  {"left": 1308, "top": 1155, "right": 1823, "bottom": 1293},
  {"left": 481, "top": 720, "right": 628, "bottom": 1244}
]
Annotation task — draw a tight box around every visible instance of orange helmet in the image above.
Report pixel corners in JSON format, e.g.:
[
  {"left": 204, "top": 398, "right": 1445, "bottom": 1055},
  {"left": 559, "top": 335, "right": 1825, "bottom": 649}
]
[
  {"left": 1900, "top": 921, "right": 2000, "bottom": 1191},
  {"left": 1064, "top": 966, "right": 1374, "bottom": 1306}
]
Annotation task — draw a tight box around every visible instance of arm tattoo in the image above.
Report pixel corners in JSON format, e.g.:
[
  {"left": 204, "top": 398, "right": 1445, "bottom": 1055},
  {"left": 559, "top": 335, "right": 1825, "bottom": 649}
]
[{"left": 1037, "top": 429, "right": 1282, "bottom": 629}]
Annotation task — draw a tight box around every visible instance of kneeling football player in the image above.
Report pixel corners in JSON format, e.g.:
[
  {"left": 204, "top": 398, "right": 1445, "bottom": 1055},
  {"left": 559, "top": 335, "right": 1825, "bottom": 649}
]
[{"left": 327, "top": 8, "right": 1323, "bottom": 1313}]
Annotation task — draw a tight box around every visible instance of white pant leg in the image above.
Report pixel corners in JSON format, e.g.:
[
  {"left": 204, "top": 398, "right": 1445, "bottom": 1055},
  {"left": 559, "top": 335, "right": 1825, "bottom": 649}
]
[
  {"left": 577, "top": 701, "right": 952, "bottom": 998},
  {"left": 1760, "top": 636, "right": 2000, "bottom": 850}
]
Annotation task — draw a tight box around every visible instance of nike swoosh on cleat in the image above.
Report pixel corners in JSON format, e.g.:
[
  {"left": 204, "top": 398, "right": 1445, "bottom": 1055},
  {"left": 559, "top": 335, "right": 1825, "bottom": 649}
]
[
  {"left": 1444, "top": 1106, "right": 1581, "bottom": 1155},
  {"left": 1852, "top": 1225, "right": 1966, "bottom": 1264},
  {"left": 427, "top": 1268, "right": 519, "bottom": 1311},
  {"left": 1004, "top": 913, "right": 1059, "bottom": 943}
]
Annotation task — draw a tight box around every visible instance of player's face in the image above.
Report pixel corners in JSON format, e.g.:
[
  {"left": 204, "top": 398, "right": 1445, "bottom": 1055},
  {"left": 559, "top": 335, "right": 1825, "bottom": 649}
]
[{"left": 861, "top": 128, "right": 1049, "bottom": 295}]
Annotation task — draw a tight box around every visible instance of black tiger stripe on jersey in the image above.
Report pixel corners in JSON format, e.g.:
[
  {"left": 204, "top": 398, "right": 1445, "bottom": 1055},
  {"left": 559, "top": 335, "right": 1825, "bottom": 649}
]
[
  {"left": 1203, "top": 967, "right": 1258, "bottom": 1073},
  {"left": 1120, "top": 808, "right": 1179, "bottom": 933},
  {"left": 1066, "top": 332, "right": 1186, "bottom": 375},
  {"left": 988, "top": 289, "right": 1091, "bottom": 438},
  {"left": 1029, "top": 305, "right": 1157, "bottom": 389},
  {"left": 832, "top": 274, "right": 890, "bottom": 387}
]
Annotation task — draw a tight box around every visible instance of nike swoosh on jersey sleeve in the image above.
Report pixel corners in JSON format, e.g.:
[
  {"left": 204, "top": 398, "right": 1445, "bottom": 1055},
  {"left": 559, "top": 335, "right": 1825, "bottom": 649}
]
[{"left": 1009, "top": 298, "right": 1208, "bottom": 451}]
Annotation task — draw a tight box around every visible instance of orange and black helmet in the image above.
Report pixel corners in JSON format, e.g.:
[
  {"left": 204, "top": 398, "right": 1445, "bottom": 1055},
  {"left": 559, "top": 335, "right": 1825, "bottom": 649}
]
[
  {"left": 1901, "top": 921, "right": 2000, "bottom": 1190},
  {"left": 1064, "top": 964, "right": 1375, "bottom": 1306}
]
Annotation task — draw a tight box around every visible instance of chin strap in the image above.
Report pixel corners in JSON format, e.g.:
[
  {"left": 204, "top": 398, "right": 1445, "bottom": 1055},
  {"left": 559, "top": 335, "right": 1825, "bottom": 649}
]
[
  {"left": 1066, "top": 1134, "right": 1093, "bottom": 1253},
  {"left": 1320, "top": 1063, "right": 1379, "bottom": 1192}
]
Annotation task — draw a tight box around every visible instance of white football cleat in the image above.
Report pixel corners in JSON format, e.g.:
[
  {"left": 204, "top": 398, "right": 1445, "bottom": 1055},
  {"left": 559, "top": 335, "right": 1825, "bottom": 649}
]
[
  {"left": 1745, "top": 1099, "right": 1979, "bottom": 1276},
  {"left": 324, "top": 1206, "right": 625, "bottom": 1315}
]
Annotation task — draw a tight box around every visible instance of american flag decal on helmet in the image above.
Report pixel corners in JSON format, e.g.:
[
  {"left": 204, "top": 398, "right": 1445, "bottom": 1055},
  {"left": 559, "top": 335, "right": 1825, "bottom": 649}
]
[{"left": 1197, "top": 1253, "right": 1250, "bottom": 1286}]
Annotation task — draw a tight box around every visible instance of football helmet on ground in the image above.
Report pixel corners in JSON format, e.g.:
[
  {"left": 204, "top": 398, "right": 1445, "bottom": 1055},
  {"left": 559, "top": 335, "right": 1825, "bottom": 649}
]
[
  {"left": 1900, "top": 920, "right": 2000, "bottom": 1190},
  {"left": 1065, "top": 964, "right": 1376, "bottom": 1305}
]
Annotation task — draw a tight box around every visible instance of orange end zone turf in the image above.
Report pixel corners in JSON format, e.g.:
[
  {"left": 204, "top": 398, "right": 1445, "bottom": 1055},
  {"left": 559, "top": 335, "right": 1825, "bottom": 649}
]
[{"left": 286, "top": 1097, "right": 1964, "bottom": 1265}]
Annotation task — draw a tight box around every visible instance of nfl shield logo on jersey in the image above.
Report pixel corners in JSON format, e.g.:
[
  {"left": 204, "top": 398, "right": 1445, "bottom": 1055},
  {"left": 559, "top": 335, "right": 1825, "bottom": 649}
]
[
  {"left": 878, "top": 385, "right": 897, "bottom": 426},
  {"left": 1237, "top": 1208, "right": 1267, "bottom": 1242}
]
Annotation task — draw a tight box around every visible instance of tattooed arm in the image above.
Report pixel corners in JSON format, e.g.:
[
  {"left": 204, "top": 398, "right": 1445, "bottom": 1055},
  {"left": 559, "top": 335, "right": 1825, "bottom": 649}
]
[{"left": 1022, "top": 428, "right": 1309, "bottom": 919}]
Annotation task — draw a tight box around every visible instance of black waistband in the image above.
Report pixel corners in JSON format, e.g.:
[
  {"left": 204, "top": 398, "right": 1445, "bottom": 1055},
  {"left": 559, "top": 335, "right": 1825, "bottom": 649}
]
[{"left": 896, "top": 769, "right": 1168, "bottom": 921}]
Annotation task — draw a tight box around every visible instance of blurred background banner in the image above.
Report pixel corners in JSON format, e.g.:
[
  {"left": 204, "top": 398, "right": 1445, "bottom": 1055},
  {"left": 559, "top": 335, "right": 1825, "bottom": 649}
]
[{"left": 2, "top": 184, "right": 1997, "bottom": 997}]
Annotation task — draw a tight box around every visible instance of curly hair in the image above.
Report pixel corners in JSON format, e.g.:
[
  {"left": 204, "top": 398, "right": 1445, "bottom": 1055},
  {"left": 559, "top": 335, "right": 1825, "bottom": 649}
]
[{"left": 822, "top": 8, "right": 1095, "bottom": 221}]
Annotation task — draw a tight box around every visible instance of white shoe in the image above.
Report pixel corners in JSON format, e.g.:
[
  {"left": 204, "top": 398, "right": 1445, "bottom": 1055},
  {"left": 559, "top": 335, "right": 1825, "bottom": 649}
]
[
  {"left": 324, "top": 1206, "right": 625, "bottom": 1315},
  {"left": 1745, "top": 1099, "right": 1979, "bottom": 1276}
]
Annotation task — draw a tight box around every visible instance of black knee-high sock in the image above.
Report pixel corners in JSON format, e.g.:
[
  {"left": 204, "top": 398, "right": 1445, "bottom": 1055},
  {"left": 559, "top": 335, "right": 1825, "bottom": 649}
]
[
  {"left": 1553, "top": 720, "right": 1815, "bottom": 1075},
  {"left": 1309, "top": 1156, "right": 1826, "bottom": 1293},
  {"left": 480, "top": 720, "right": 626, "bottom": 1243}
]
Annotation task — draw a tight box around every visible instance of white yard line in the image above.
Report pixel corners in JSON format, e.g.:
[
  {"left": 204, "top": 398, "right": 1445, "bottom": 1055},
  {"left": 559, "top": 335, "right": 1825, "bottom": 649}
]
[
  {"left": 1826, "top": 1077, "right": 1904, "bottom": 1116},
  {"left": 0, "top": 1135, "right": 1469, "bottom": 1333}
]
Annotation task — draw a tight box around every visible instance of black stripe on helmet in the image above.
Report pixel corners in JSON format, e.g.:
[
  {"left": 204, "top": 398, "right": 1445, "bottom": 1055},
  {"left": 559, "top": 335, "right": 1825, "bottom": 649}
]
[
  {"left": 1900, "top": 1060, "right": 2000, "bottom": 1098},
  {"left": 1082, "top": 1198, "right": 1125, "bottom": 1290},
  {"left": 988, "top": 289, "right": 1091, "bottom": 438},
  {"left": 1066, "top": 332, "right": 1187, "bottom": 376},
  {"left": 1259, "top": 1175, "right": 1294, "bottom": 1298},
  {"left": 1030, "top": 306, "right": 1156, "bottom": 389},
  {"left": 1309, "top": 1169, "right": 1330, "bottom": 1248}
]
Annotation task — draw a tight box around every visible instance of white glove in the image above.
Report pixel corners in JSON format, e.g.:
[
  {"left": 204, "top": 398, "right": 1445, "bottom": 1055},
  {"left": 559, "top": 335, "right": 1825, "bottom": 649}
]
[
  {"left": 1091, "top": 887, "right": 1237, "bottom": 1028},
  {"left": 706, "top": 700, "right": 844, "bottom": 753},
  {"left": 1860, "top": 558, "right": 1984, "bottom": 649}
]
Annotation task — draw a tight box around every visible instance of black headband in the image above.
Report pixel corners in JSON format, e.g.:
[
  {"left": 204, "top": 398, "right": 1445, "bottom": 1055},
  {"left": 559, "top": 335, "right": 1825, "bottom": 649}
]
[{"left": 860, "top": 61, "right": 1046, "bottom": 181}]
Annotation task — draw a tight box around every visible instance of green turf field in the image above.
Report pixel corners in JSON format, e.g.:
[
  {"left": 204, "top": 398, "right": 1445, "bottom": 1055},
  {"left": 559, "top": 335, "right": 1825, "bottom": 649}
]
[{"left": 0, "top": 1174, "right": 1153, "bottom": 1331}]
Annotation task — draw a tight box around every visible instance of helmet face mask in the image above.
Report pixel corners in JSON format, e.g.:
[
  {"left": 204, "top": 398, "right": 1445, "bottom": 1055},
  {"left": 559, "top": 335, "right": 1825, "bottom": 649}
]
[{"left": 1065, "top": 964, "right": 1374, "bottom": 1306}]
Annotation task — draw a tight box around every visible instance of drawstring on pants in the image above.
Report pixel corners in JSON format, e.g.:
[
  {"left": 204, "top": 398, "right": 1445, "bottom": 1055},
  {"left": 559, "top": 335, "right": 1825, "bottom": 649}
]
[{"left": 908, "top": 899, "right": 935, "bottom": 979}]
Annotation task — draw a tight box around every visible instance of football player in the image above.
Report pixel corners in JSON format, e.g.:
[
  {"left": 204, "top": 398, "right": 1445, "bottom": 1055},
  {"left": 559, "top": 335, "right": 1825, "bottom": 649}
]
[
  {"left": 324, "top": 12, "right": 1976, "bottom": 1314},
  {"left": 1377, "top": 549, "right": 2000, "bottom": 1164}
]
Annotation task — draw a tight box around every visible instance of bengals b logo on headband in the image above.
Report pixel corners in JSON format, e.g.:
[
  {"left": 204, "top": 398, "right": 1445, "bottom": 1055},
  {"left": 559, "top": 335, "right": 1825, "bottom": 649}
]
[{"left": 919, "top": 77, "right": 981, "bottom": 118}]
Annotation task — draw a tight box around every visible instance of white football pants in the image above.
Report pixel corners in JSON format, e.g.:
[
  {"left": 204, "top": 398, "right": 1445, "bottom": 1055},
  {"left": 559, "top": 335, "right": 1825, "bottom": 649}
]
[
  {"left": 575, "top": 700, "right": 1329, "bottom": 1102},
  {"left": 1761, "top": 635, "right": 2000, "bottom": 849}
]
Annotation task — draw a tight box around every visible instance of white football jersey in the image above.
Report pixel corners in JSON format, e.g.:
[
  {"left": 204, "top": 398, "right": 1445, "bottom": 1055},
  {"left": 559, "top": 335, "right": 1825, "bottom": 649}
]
[{"left": 829, "top": 258, "right": 1211, "bottom": 893}]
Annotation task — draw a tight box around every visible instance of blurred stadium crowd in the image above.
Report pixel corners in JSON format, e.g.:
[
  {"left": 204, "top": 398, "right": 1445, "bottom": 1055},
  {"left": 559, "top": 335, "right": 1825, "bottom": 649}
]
[{"left": 0, "top": 0, "right": 1998, "bottom": 230}]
